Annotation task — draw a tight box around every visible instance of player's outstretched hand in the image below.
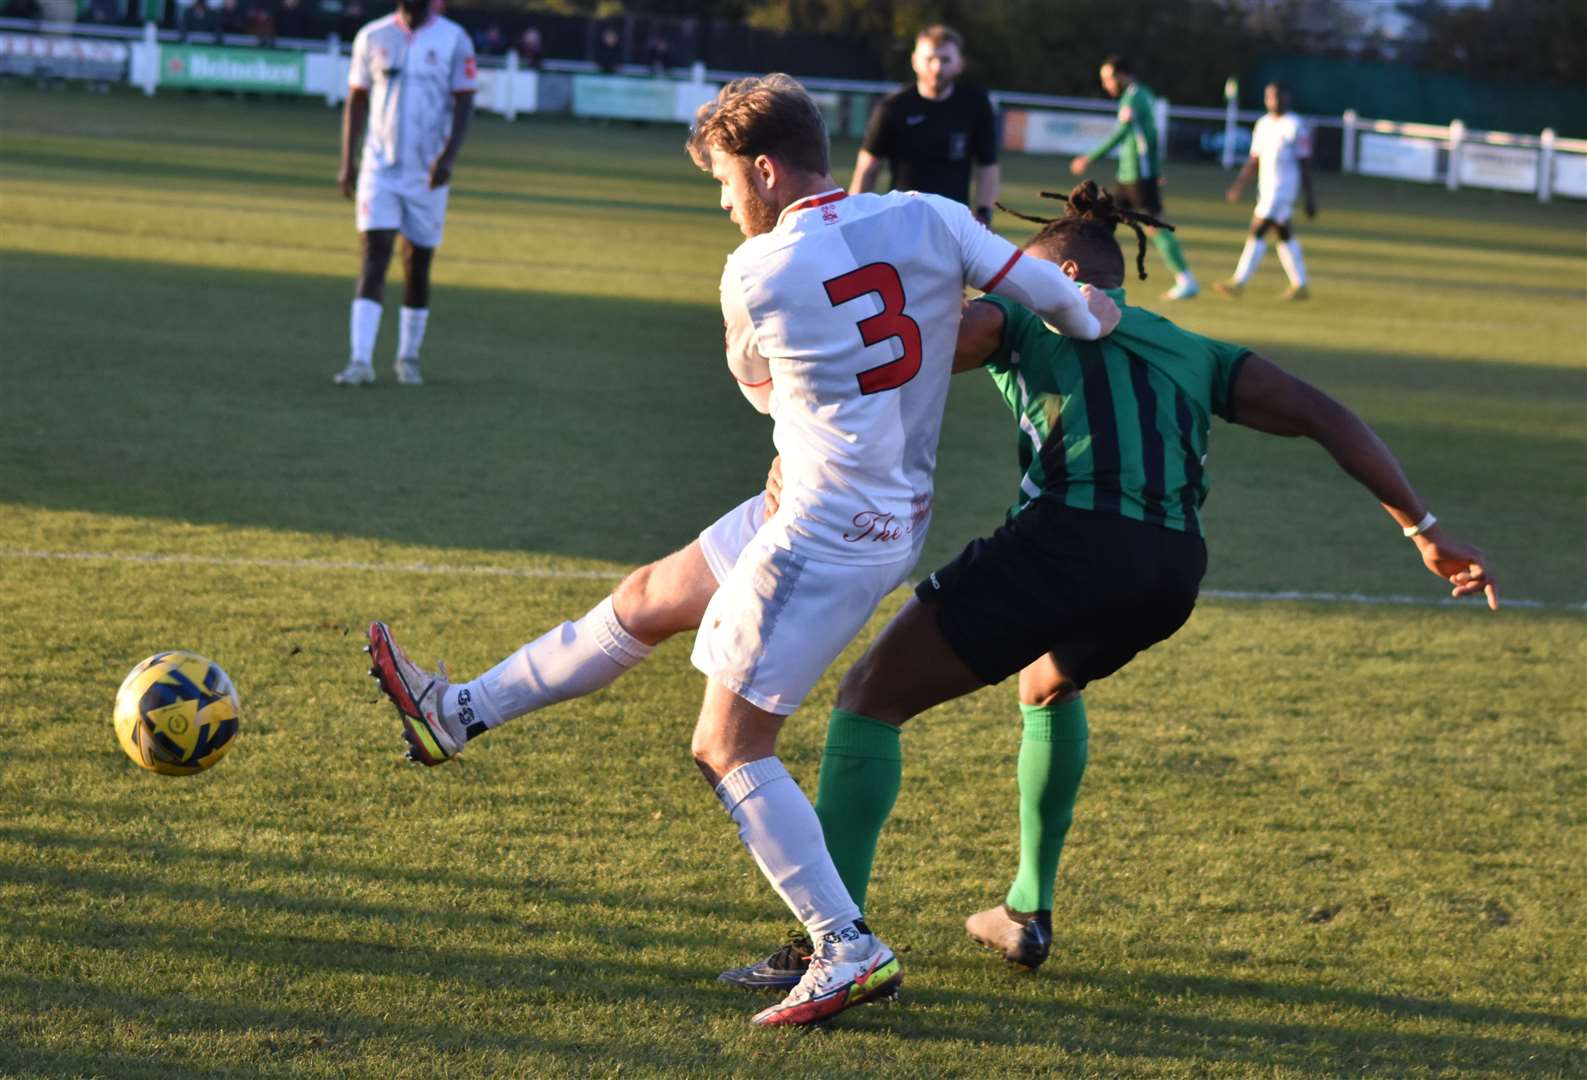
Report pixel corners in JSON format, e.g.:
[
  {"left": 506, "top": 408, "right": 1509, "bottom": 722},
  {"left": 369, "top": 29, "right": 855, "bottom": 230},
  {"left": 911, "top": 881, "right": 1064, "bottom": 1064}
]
[
  {"left": 763, "top": 456, "right": 782, "bottom": 520},
  {"left": 1081, "top": 284, "right": 1122, "bottom": 337},
  {"left": 1225, "top": 185, "right": 1241, "bottom": 203},
  {"left": 1068, "top": 155, "right": 1088, "bottom": 177},
  {"left": 338, "top": 163, "right": 355, "bottom": 199},
  {"left": 429, "top": 157, "right": 453, "bottom": 190},
  {"left": 1415, "top": 526, "right": 1499, "bottom": 610}
]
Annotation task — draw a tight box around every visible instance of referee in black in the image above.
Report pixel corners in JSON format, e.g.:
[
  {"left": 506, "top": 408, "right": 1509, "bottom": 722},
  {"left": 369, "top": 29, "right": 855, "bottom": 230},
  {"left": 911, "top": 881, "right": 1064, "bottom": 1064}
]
[{"left": 849, "top": 24, "right": 1000, "bottom": 224}]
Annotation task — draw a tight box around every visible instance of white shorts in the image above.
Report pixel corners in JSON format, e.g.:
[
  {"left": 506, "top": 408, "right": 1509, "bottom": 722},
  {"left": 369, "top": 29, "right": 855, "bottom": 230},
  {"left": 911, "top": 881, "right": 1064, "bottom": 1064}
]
[
  {"left": 357, "top": 167, "right": 450, "bottom": 248},
  {"left": 1254, "top": 188, "right": 1295, "bottom": 225},
  {"left": 692, "top": 494, "right": 916, "bottom": 715}
]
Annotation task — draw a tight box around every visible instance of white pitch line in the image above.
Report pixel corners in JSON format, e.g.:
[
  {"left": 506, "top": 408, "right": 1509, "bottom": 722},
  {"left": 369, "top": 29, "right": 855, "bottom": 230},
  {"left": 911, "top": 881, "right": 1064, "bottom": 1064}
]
[{"left": 2, "top": 547, "right": 1581, "bottom": 613}]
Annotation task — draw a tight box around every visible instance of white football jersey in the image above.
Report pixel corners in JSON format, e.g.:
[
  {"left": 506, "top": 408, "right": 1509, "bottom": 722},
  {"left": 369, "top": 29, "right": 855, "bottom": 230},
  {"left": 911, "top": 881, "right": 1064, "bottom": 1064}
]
[
  {"left": 1250, "top": 112, "right": 1310, "bottom": 199},
  {"left": 720, "top": 189, "right": 1029, "bottom": 565},
  {"left": 349, "top": 14, "right": 477, "bottom": 175}
]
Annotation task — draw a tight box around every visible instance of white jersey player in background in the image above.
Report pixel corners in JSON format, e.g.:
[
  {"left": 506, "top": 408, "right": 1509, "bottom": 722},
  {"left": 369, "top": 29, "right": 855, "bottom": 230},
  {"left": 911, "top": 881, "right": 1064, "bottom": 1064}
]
[
  {"left": 364, "top": 74, "right": 1119, "bottom": 1026},
  {"left": 1216, "top": 82, "right": 1317, "bottom": 301},
  {"left": 334, "top": 0, "right": 476, "bottom": 386}
]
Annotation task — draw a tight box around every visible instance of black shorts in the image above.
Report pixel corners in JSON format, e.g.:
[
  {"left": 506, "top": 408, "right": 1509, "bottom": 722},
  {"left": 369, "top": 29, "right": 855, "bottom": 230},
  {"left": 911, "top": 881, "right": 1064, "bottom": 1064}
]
[
  {"left": 1112, "top": 179, "right": 1163, "bottom": 216},
  {"left": 916, "top": 500, "right": 1206, "bottom": 689}
]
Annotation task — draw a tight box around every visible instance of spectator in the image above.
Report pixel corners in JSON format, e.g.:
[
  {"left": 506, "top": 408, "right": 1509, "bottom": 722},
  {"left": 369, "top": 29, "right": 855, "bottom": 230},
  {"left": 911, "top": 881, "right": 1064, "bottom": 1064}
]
[
  {"left": 474, "top": 22, "right": 504, "bottom": 57},
  {"left": 219, "top": 0, "right": 250, "bottom": 40},
  {"left": 82, "top": 0, "right": 115, "bottom": 24},
  {"left": 338, "top": 0, "right": 364, "bottom": 42},
  {"left": 515, "top": 26, "right": 542, "bottom": 69},
  {"left": 251, "top": 4, "right": 274, "bottom": 45},
  {"left": 646, "top": 35, "right": 670, "bottom": 76},
  {"left": 593, "top": 24, "right": 621, "bottom": 74},
  {"left": 182, "top": 0, "right": 218, "bottom": 42},
  {"left": 273, "top": 0, "right": 307, "bottom": 41}
]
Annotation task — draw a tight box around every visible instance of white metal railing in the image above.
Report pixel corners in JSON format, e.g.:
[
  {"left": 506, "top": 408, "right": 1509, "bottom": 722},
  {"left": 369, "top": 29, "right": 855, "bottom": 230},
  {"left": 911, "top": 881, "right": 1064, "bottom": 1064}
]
[{"left": 1341, "top": 110, "right": 1587, "bottom": 202}]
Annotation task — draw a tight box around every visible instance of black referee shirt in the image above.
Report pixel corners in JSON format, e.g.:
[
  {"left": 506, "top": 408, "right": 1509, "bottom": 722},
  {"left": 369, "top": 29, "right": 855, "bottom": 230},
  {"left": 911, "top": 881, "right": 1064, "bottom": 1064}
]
[{"left": 861, "top": 82, "right": 998, "bottom": 204}]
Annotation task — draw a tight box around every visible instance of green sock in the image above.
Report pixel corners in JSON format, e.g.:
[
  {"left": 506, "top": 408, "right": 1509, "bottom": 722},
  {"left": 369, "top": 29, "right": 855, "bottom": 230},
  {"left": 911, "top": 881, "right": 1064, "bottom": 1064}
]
[
  {"left": 813, "top": 710, "right": 902, "bottom": 912},
  {"left": 1005, "top": 698, "right": 1089, "bottom": 914},
  {"left": 1152, "top": 230, "right": 1190, "bottom": 276}
]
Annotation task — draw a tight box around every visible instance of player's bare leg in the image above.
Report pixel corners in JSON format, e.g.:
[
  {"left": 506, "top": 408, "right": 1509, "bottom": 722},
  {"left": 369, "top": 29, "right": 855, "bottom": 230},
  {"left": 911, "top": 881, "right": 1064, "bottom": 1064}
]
[
  {"left": 337, "top": 228, "right": 396, "bottom": 384},
  {"left": 395, "top": 239, "right": 434, "bottom": 385},
  {"left": 368, "top": 541, "right": 717, "bottom": 764},
  {"left": 692, "top": 681, "right": 901, "bottom": 1026}
]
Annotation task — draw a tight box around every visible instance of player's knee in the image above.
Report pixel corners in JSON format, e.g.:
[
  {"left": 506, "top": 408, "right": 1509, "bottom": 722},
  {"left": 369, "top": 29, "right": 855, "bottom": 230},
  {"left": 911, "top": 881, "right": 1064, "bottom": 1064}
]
[
  {"left": 357, "top": 232, "right": 395, "bottom": 300},
  {"left": 612, "top": 562, "right": 671, "bottom": 645},
  {"left": 689, "top": 728, "right": 732, "bottom": 786},
  {"left": 834, "top": 653, "right": 905, "bottom": 725},
  {"left": 1249, "top": 220, "right": 1268, "bottom": 240},
  {"left": 1276, "top": 222, "right": 1293, "bottom": 242},
  {"left": 1018, "top": 678, "right": 1080, "bottom": 709}
]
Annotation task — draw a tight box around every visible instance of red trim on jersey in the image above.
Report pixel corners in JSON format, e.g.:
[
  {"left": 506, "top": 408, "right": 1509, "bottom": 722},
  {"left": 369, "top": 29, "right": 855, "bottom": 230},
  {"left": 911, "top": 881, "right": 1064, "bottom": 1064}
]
[
  {"left": 778, "top": 189, "right": 846, "bottom": 225},
  {"left": 979, "top": 249, "right": 1023, "bottom": 293},
  {"left": 734, "top": 375, "right": 773, "bottom": 387}
]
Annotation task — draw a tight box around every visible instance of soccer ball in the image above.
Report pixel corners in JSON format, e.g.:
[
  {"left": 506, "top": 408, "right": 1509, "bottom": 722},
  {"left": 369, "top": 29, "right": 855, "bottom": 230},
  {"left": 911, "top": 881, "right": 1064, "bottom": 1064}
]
[{"left": 113, "top": 651, "right": 240, "bottom": 775}]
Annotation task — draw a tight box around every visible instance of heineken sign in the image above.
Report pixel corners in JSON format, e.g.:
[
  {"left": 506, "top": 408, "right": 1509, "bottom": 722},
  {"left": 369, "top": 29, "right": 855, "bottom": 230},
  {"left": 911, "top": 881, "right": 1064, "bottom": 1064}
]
[{"left": 160, "top": 45, "right": 305, "bottom": 93}]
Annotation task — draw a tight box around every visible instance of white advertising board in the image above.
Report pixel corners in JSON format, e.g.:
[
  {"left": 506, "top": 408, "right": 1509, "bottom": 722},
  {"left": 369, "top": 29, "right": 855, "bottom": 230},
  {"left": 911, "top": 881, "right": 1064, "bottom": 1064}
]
[
  {"left": 1459, "top": 143, "right": 1539, "bottom": 193},
  {"left": 474, "top": 68, "right": 539, "bottom": 118},
  {"left": 0, "top": 32, "right": 127, "bottom": 63},
  {"left": 1552, "top": 152, "right": 1587, "bottom": 199},
  {"left": 1004, "top": 108, "right": 1119, "bottom": 157},
  {"left": 1358, "top": 132, "right": 1440, "bottom": 183}
]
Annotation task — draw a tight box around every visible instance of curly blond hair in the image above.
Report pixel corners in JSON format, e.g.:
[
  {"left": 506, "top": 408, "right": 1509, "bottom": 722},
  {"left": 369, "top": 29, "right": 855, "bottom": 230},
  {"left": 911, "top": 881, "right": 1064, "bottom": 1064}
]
[{"left": 686, "top": 73, "right": 829, "bottom": 175}]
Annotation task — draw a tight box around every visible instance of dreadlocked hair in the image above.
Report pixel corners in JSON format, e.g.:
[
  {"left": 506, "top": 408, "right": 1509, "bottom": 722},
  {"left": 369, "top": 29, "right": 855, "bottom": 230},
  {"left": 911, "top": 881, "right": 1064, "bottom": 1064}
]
[{"left": 995, "top": 180, "right": 1174, "bottom": 281}]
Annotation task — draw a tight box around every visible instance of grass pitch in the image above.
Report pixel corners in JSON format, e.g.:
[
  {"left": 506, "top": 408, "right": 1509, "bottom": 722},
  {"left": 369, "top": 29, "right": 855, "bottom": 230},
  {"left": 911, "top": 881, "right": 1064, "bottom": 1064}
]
[{"left": 1, "top": 85, "right": 1584, "bottom": 1078}]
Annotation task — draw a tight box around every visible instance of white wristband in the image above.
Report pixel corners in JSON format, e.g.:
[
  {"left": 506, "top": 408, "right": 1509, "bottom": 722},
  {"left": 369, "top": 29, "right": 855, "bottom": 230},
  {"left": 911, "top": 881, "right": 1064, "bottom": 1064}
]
[{"left": 1403, "top": 512, "right": 1437, "bottom": 538}]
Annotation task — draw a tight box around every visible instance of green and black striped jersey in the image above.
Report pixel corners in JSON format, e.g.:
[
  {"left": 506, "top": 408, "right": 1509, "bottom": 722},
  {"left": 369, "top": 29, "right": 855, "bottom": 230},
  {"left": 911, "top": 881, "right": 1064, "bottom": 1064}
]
[{"left": 978, "top": 290, "right": 1249, "bottom": 537}]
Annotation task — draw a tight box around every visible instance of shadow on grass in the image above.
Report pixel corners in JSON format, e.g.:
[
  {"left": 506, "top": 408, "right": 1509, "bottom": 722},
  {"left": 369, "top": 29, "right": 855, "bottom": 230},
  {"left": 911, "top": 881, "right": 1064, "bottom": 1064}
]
[
  {"left": 867, "top": 976, "right": 1584, "bottom": 1075},
  {"left": 0, "top": 824, "right": 774, "bottom": 930},
  {"left": 6, "top": 824, "right": 1583, "bottom": 1076},
  {"left": 1, "top": 971, "right": 738, "bottom": 1076},
  {"left": 0, "top": 249, "right": 766, "bottom": 567}
]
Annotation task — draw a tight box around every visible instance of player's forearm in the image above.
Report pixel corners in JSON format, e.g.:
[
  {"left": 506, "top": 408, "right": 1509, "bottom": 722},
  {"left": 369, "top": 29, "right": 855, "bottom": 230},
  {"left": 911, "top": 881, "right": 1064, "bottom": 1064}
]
[
  {"left": 1232, "top": 159, "right": 1256, "bottom": 191},
  {"left": 849, "top": 153, "right": 881, "bottom": 194},
  {"left": 341, "top": 94, "right": 368, "bottom": 168},
  {"left": 1300, "top": 161, "right": 1316, "bottom": 204},
  {"left": 439, "top": 96, "right": 473, "bottom": 165},
  {"left": 1084, "top": 125, "right": 1127, "bottom": 164},
  {"left": 1304, "top": 396, "right": 1428, "bottom": 527},
  {"left": 994, "top": 256, "right": 1101, "bottom": 340},
  {"left": 973, "top": 164, "right": 1000, "bottom": 216}
]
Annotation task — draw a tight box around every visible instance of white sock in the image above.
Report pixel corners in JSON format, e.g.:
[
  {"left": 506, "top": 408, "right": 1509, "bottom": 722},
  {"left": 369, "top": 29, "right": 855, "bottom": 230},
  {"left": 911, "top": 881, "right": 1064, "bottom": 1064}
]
[
  {"left": 350, "top": 298, "right": 381, "bottom": 366},
  {"left": 1277, "top": 239, "right": 1308, "bottom": 286},
  {"left": 398, "top": 306, "right": 429, "bottom": 361},
  {"left": 441, "top": 595, "right": 652, "bottom": 736},
  {"left": 1176, "top": 270, "right": 1198, "bottom": 290},
  {"left": 1233, "top": 237, "right": 1267, "bottom": 284},
  {"left": 715, "top": 757, "right": 864, "bottom": 939}
]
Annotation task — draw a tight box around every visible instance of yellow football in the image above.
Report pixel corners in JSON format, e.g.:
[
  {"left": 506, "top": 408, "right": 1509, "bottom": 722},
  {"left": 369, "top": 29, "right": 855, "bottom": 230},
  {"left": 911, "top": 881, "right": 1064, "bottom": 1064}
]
[{"left": 113, "top": 651, "right": 240, "bottom": 775}]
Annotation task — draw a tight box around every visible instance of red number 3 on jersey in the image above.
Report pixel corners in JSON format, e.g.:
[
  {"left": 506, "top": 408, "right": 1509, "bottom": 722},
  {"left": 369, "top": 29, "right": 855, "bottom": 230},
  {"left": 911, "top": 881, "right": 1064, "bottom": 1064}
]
[{"left": 823, "top": 262, "right": 923, "bottom": 395}]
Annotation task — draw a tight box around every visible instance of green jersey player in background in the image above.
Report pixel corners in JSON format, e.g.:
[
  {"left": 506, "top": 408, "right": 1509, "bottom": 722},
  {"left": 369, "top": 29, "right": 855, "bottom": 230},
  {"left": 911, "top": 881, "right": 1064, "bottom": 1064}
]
[
  {"left": 1070, "top": 56, "right": 1199, "bottom": 301},
  {"left": 721, "top": 181, "right": 1496, "bottom": 989}
]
